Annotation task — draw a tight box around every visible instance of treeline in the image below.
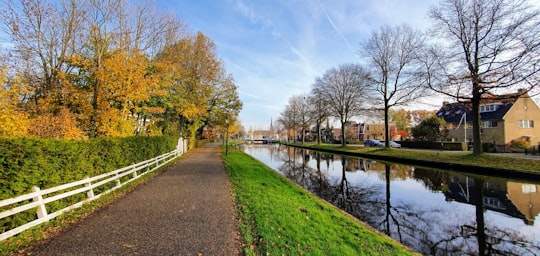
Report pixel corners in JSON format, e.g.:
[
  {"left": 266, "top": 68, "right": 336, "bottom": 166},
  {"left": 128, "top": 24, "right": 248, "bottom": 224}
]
[
  {"left": 278, "top": 0, "right": 540, "bottom": 154},
  {"left": 0, "top": 0, "right": 242, "bottom": 145}
]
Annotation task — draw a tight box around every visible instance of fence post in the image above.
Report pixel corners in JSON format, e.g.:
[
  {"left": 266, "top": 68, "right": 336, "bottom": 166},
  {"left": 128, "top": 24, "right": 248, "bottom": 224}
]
[
  {"left": 85, "top": 177, "right": 94, "bottom": 199},
  {"left": 132, "top": 165, "right": 138, "bottom": 179},
  {"left": 115, "top": 173, "right": 121, "bottom": 188},
  {"left": 32, "top": 186, "right": 47, "bottom": 219}
]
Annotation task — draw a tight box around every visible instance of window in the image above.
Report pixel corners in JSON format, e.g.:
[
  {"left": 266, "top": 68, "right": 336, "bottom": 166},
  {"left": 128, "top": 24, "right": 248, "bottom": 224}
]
[
  {"left": 519, "top": 120, "right": 534, "bottom": 128},
  {"left": 480, "top": 104, "right": 498, "bottom": 113},
  {"left": 482, "top": 121, "right": 497, "bottom": 128},
  {"left": 522, "top": 184, "right": 537, "bottom": 194}
]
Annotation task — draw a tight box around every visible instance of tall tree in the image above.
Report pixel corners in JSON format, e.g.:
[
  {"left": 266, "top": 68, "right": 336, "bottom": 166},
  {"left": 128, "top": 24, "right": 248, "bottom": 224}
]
[
  {"left": 157, "top": 32, "right": 239, "bottom": 147},
  {"left": 287, "top": 94, "right": 312, "bottom": 144},
  {"left": 312, "top": 64, "right": 369, "bottom": 146},
  {"left": 427, "top": 0, "right": 540, "bottom": 154},
  {"left": 359, "top": 24, "right": 428, "bottom": 148},
  {"left": 278, "top": 97, "right": 299, "bottom": 142},
  {"left": 308, "top": 93, "right": 330, "bottom": 144}
]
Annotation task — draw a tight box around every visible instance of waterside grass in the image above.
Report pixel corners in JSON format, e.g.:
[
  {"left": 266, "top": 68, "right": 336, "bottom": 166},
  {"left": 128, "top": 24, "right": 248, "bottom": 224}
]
[{"left": 222, "top": 148, "right": 418, "bottom": 256}]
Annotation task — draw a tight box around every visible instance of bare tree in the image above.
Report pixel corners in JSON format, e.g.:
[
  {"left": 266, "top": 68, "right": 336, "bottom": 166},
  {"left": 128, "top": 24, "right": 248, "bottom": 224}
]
[
  {"left": 291, "top": 94, "right": 313, "bottom": 144},
  {"left": 312, "top": 64, "right": 369, "bottom": 146},
  {"left": 359, "top": 24, "right": 428, "bottom": 148},
  {"left": 427, "top": 0, "right": 540, "bottom": 154},
  {"left": 0, "top": 0, "right": 84, "bottom": 106},
  {"left": 308, "top": 93, "right": 330, "bottom": 144},
  {"left": 278, "top": 98, "right": 299, "bottom": 142}
]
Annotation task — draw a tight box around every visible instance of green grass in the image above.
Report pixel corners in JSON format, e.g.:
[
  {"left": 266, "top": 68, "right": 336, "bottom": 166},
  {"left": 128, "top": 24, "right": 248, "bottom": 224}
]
[
  {"left": 222, "top": 148, "right": 418, "bottom": 256},
  {"left": 301, "top": 144, "right": 540, "bottom": 173}
]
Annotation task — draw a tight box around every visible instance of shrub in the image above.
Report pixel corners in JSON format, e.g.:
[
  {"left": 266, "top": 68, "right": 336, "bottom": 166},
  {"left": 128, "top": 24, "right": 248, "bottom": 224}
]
[{"left": 509, "top": 140, "right": 530, "bottom": 149}]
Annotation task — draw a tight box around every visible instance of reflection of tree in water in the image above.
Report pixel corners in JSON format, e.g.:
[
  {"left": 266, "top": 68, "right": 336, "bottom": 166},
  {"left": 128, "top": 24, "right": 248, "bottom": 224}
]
[
  {"left": 278, "top": 148, "right": 329, "bottom": 192},
  {"left": 272, "top": 146, "right": 540, "bottom": 255},
  {"left": 430, "top": 177, "right": 540, "bottom": 256},
  {"left": 413, "top": 167, "right": 452, "bottom": 192}
]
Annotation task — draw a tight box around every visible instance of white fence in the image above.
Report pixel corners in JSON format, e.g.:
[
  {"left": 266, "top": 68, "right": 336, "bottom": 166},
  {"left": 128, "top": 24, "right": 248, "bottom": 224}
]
[{"left": 0, "top": 139, "right": 186, "bottom": 241}]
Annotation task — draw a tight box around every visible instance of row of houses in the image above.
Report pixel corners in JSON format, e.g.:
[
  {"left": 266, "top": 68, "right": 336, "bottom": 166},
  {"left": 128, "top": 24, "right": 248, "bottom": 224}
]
[{"left": 246, "top": 90, "right": 539, "bottom": 147}]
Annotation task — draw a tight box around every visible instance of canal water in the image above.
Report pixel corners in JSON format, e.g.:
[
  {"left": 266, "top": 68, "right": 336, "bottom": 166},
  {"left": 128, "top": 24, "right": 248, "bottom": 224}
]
[{"left": 242, "top": 144, "right": 540, "bottom": 256}]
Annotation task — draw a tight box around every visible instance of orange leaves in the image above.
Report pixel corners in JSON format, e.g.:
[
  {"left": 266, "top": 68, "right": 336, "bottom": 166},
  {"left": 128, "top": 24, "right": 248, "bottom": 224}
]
[
  {"left": 28, "top": 108, "right": 87, "bottom": 139},
  {"left": 0, "top": 67, "right": 30, "bottom": 137},
  {"left": 91, "top": 49, "right": 164, "bottom": 136}
]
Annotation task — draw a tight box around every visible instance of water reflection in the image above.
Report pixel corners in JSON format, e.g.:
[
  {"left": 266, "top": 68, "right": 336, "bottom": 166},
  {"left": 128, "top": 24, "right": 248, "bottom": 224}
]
[{"left": 243, "top": 144, "right": 540, "bottom": 255}]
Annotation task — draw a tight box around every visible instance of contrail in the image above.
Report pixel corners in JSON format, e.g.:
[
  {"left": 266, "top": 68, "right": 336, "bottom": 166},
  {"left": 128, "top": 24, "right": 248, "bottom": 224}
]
[{"left": 318, "top": 1, "right": 354, "bottom": 52}]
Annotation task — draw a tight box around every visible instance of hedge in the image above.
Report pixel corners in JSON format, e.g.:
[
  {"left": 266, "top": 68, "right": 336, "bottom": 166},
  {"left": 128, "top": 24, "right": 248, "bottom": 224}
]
[
  {"left": 397, "top": 141, "right": 467, "bottom": 151},
  {"left": 0, "top": 135, "right": 178, "bottom": 199}
]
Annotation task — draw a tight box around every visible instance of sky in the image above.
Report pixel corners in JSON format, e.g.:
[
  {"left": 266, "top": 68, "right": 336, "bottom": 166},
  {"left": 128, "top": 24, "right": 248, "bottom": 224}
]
[{"left": 159, "top": 0, "right": 438, "bottom": 130}]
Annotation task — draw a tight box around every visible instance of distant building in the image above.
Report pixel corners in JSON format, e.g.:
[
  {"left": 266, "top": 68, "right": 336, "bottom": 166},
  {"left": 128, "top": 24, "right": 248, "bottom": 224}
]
[
  {"left": 436, "top": 90, "right": 540, "bottom": 148},
  {"left": 327, "top": 121, "right": 398, "bottom": 142}
]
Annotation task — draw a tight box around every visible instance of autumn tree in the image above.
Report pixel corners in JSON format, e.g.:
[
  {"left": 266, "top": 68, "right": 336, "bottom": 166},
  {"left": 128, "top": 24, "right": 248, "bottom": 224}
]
[
  {"left": 312, "top": 64, "right": 369, "bottom": 146},
  {"left": 0, "top": 66, "right": 29, "bottom": 137},
  {"left": 0, "top": 0, "right": 186, "bottom": 138},
  {"left": 156, "top": 32, "right": 241, "bottom": 147},
  {"left": 427, "top": 0, "right": 540, "bottom": 154},
  {"left": 0, "top": 0, "right": 84, "bottom": 109},
  {"left": 359, "top": 24, "right": 428, "bottom": 148}
]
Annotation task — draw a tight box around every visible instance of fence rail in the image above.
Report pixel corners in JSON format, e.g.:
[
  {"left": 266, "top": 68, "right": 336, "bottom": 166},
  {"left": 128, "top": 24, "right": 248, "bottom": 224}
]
[{"left": 0, "top": 149, "right": 181, "bottom": 241}]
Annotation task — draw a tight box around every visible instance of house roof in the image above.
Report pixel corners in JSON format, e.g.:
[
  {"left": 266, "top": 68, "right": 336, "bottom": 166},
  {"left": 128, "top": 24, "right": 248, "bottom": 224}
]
[{"left": 436, "top": 93, "right": 519, "bottom": 123}]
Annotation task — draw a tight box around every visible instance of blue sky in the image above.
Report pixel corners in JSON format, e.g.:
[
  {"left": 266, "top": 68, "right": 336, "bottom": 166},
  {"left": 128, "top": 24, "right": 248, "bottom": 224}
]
[{"left": 159, "top": 0, "right": 435, "bottom": 130}]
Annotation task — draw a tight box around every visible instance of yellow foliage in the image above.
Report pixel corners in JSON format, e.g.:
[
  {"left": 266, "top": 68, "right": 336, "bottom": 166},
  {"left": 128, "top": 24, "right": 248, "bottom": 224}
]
[
  {"left": 0, "top": 67, "right": 30, "bottom": 137},
  {"left": 28, "top": 108, "right": 87, "bottom": 139},
  {"left": 92, "top": 49, "right": 164, "bottom": 136}
]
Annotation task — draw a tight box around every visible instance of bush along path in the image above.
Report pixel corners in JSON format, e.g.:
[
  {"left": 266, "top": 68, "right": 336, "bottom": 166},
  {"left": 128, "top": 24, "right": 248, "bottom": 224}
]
[
  {"left": 223, "top": 147, "right": 418, "bottom": 256},
  {"left": 23, "top": 144, "right": 241, "bottom": 255}
]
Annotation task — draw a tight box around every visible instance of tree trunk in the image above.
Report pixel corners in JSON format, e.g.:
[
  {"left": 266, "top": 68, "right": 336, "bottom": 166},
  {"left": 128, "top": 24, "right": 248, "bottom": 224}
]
[
  {"left": 317, "top": 123, "right": 321, "bottom": 145},
  {"left": 341, "top": 121, "right": 346, "bottom": 147},
  {"left": 384, "top": 101, "right": 390, "bottom": 148},
  {"left": 471, "top": 85, "right": 483, "bottom": 155}
]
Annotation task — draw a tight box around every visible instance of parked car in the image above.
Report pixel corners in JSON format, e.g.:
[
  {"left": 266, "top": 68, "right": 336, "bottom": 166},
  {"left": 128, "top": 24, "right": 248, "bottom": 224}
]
[
  {"left": 364, "top": 139, "right": 384, "bottom": 147},
  {"left": 389, "top": 141, "right": 401, "bottom": 148}
]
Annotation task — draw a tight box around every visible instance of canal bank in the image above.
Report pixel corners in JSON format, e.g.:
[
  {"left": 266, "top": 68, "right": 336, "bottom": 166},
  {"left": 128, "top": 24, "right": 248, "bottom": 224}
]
[
  {"left": 243, "top": 143, "right": 540, "bottom": 255},
  {"left": 222, "top": 147, "right": 419, "bottom": 255},
  {"left": 285, "top": 143, "right": 540, "bottom": 181}
]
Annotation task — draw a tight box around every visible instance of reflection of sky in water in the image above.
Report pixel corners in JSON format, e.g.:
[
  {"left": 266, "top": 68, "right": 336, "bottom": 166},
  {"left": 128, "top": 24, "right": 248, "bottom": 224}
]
[{"left": 243, "top": 145, "right": 540, "bottom": 254}]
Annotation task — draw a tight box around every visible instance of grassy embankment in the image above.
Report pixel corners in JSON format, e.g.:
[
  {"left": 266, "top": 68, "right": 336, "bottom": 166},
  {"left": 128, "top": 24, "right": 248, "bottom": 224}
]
[
  {"left": 295, "top": 143, "right": 540, "bottom": 174},
  {"left": 222, "top": 147, "right": 418, "bottom": 256}
]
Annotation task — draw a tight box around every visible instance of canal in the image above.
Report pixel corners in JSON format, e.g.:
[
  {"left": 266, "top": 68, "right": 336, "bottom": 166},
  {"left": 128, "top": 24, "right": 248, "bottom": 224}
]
[{"left": 242, "top": 144, "right": 540, "bottom": 255}]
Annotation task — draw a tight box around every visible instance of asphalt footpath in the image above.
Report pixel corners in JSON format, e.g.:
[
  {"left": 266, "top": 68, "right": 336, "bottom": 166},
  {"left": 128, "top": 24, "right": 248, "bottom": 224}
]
[{"left": 26, "top": 144, "right": 241, "bottom": 256}]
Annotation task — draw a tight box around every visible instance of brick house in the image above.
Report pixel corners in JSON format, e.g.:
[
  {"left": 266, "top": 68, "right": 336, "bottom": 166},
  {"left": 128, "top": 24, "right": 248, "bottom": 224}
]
[
  {"left": 329, "top": 121, "right": 398, "bottom": 142},
  {"left": 436, "top": 90, "right": 540, "bottom": 148}
]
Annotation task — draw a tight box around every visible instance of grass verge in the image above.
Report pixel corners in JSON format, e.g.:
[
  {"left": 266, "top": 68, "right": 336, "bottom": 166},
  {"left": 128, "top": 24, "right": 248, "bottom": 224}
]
[
  {"left": 300, "top": 144, "right": 540, "bottom": 173},
  {"left": 222, "top": 147, "right": 418, "bottom": 256},
  {"left": 0, "top": 156, "right": 182, "bottom": 255}
]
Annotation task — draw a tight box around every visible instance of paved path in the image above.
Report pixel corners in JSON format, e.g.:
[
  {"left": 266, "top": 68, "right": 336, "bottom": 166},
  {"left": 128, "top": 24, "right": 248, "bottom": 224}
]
[{"left": 27, "top": 144, "right": 241, "bottom": 256}]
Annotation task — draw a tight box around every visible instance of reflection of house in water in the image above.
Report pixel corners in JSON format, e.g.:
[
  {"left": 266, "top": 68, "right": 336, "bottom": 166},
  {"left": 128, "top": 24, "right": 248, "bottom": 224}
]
[
  {"left": 507, "top": 182, "right": 540, "bottom": 225},
  {"left": 445, "top": 176, "right": 539, "bottom": 225}
]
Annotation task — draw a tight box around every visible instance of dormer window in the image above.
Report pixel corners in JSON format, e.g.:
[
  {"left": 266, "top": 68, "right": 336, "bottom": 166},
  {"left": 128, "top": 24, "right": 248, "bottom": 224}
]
[{"left": 480, "top": 104, "right": 498, "bottom": 113}]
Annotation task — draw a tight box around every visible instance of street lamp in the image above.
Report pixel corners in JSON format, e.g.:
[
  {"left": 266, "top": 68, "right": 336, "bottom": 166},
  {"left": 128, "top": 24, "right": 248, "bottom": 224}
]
[{"left": 225, "top": 119, "right": 229, "bottom": 156}]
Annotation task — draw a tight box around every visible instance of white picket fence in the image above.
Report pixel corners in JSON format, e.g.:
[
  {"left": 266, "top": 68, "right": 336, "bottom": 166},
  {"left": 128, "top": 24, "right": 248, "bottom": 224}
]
[{"left": 0, "top": 138, "right": 187, "bottom": 241}]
